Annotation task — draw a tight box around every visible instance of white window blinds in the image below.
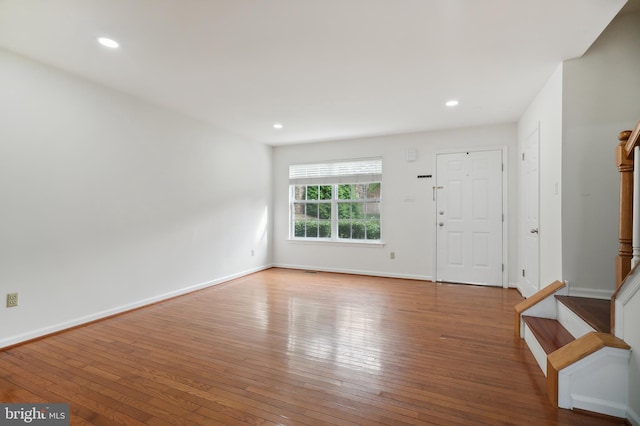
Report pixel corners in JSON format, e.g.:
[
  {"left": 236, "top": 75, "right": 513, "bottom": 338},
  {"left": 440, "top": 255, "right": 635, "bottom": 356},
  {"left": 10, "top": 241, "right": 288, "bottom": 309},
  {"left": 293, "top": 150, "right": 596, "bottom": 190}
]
[{"left": 289, "top": 158, "right": 382, "bottom": 185}]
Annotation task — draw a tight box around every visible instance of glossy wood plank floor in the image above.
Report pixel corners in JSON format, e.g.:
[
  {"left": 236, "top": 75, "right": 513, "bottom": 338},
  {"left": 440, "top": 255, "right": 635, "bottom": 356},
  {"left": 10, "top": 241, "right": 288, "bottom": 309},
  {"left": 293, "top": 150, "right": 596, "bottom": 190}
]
[{"left": 0, "top": 268, "right": 623, "bottom": 425}]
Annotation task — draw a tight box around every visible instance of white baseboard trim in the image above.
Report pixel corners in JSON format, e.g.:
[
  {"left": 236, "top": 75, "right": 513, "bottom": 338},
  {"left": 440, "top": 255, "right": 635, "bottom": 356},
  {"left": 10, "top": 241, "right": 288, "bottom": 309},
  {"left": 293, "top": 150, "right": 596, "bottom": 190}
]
[
  {"left": 0, "top": 264, "right": 273, "bottom": 349},
  {"left": 273, "top": 263, "right": 433, "bottom": 282},
  {"left": 568, "top": 287, "right": 614, "bottom": 300},
  {"left": 618, "top": 270, "right": 640, "bottom": 305},
  {"left": 628, "top": 405, "right": 640, "bottom": 426},
  {"left": 571, "top": 394, "right": 628, "bottom": 420},
  {"left": 615, "top": 269, "right": 640, "bottom": 339}
]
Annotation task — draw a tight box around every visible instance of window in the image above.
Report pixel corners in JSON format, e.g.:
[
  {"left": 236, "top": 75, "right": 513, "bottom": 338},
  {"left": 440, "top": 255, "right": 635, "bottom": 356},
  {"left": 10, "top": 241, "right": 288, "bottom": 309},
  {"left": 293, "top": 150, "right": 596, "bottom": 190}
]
[
  {"left": 337, "top": 183, "right": 381, "bottom": 240},
  {"left": 292, "top": 185, "right": 333, "bottom": 238},
  {"left": 289, "top": 159, "right": 382, "bottom": 242}
]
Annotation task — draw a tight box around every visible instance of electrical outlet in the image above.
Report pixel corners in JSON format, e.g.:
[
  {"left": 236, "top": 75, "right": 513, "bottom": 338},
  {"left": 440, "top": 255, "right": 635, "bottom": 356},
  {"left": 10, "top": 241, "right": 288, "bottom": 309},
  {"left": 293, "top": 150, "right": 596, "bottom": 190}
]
[
  {"left": 6, "top": 293, "right": 18, "bottom": 308},
  {"left": 251, "top": 249, "right": 255, "bottom": 256},
  {"left": 390, "top": 251, "right": 396, "bottom": 260}
]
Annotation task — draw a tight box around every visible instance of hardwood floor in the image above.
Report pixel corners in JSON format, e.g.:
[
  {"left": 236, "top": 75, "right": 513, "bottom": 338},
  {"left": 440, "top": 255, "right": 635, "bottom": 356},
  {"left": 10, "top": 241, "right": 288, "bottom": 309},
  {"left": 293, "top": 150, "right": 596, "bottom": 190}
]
[{"left": 0, "top": 268, "right": 624, "bottom": 425}]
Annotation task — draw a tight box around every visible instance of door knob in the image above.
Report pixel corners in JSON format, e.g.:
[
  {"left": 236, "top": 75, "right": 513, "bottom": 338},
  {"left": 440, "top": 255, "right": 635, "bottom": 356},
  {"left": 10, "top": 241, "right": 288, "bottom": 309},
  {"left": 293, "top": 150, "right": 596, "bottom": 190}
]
[{"left": 530, "top": 228, "right": 539, "bottom": 234}]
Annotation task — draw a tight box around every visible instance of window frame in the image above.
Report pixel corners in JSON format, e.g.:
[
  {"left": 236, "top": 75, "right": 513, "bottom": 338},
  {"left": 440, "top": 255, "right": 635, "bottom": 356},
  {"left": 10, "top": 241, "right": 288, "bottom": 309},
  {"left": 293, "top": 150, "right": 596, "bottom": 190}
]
[
  {"left": 291, "top": 184, "right": 334, "bottom": 239},
  {"left": 335, "top": 182, "right": 382, "bottom": 241},
  {"left": 288, "top": 158, "right": 383, "bottom": 244},
  {"left": 289, "top": 181, "right": 383, "bottom": 243}
]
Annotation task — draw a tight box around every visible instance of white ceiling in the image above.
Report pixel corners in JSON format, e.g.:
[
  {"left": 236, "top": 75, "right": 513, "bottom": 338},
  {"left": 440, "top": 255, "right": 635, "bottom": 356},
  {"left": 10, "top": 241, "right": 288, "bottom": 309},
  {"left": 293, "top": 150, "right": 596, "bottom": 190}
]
[{"left": 0, "top": 0, "right": 629, "bottom": 145}]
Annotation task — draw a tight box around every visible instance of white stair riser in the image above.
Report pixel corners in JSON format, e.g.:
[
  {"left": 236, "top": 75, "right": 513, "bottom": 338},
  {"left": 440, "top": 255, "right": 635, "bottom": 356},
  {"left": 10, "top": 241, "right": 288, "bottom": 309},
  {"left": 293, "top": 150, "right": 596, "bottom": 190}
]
[
  {"left": 523, "top": 322, "right": 548, "bottom": 376},
  {"left": 517, "top": 285, "right": 568, "bottom": 337},
  {"left": 557, "top": 302, "right": 596, "bottom": 339},
  {"left": 521, "top": 286, "right": 569, "bottom": 318},
  {"left": 518, "top": 285, "right": 633, "bottom": 421},
  {"left": 558, "top": 347, "right": 630, "bottom": 418}
]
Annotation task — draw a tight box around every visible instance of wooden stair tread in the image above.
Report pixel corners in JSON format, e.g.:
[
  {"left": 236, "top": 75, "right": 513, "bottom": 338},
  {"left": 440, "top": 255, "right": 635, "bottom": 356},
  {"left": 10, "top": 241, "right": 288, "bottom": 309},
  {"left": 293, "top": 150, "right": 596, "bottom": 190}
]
[
  {"left": 522, "top": 316, "right": 575, "bottom": 354},
  {"left": 555, "top": 295, "right": 611, "bottom": 333}
]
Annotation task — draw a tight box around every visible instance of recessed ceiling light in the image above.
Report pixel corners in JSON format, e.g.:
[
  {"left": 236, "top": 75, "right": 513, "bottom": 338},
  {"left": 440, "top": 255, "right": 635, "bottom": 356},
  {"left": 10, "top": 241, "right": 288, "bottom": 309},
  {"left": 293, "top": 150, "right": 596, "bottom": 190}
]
[
  {"left": 446, "top": 100, "right": 459, "bottom": 107},
  {"left": 273, "top": 123, "right": 284, "bottom": 129},
  {"left": 97, "top": 37, "right": 119, "bottom": 48}
]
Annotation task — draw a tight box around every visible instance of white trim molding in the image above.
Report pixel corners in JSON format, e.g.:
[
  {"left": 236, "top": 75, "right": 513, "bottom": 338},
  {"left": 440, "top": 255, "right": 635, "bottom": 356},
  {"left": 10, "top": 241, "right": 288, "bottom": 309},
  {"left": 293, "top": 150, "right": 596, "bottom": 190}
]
[
  {"left": 568, "top": 287, "right": 614, "bottom": 300},
  {"left": 0, "top": 264, "right": 273, "bottom": 349},
  {"left": 558, "top": 347, "right": 631, "bottom": 419},
  {"left": 628, "top": 405, "right": 640, "bottom": 426},
  {"left": 614, "top": 267, "right": 640, "bottom": 340}
]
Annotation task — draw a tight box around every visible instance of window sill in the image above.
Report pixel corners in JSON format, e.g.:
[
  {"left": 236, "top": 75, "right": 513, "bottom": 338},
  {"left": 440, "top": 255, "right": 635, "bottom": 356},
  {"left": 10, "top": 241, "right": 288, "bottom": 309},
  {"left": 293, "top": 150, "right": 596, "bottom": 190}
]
[{"left": 287, "top": 238, "right": 386, "bottom": 248}]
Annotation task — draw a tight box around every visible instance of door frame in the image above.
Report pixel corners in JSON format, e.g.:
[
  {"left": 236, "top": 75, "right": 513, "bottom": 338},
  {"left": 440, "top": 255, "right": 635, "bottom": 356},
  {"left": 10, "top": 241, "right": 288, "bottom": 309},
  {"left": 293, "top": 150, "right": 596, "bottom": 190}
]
[
  {"left": 433, "top": 145, "right": 509, "bottom": 288},
  {"left": 520, "top": 123, "right": 541, "bottom": 297}
]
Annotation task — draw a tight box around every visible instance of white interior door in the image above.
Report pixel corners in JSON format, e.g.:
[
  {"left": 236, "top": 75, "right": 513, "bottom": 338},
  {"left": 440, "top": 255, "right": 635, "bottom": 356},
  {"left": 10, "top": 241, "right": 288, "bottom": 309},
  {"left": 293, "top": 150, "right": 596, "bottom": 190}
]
[
  {"left": 436, "top": 150, "right": 503, "bottom": 286},
  {"left": 523, "top": 126, "right": 540, "bottom": 295}
]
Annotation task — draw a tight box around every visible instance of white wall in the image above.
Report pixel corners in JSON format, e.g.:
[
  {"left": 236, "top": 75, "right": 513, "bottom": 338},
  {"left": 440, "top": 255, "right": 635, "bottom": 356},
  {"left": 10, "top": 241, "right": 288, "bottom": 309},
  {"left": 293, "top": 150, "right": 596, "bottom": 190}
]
[
  {"left": 623, "top": 286, "right": 640, "bottom": 424},
  {"left": 561, "top": 10, "right": 640, "bottom": 297},
  {"left": 517, "top": 64, "right": 563, "bottom": 296},
  {"left": 273, "top": 124, "right": 518, "bottom": 283},
  {"left": 0, "top": 50, "right": 272, "bottom": 348}
]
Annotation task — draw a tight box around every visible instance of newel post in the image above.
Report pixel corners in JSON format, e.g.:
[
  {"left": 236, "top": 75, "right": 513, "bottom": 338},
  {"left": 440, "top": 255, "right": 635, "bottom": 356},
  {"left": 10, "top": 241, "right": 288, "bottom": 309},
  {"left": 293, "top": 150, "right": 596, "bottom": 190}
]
[{"left": 616, "top": 130, "right": 633, "bottom": 288}]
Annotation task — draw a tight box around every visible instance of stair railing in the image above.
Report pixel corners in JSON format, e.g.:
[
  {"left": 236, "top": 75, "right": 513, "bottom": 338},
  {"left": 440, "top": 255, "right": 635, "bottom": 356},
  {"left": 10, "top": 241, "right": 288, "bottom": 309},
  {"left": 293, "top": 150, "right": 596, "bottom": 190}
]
[
  {"left": 613, "top": 118, "right": 640, "bottom": 333},
  {"left": 616, "top": 129, "right": 634, "bottom": 286},
  {"left": 616, "top": 119, "right": 640, "bottom": 286}
]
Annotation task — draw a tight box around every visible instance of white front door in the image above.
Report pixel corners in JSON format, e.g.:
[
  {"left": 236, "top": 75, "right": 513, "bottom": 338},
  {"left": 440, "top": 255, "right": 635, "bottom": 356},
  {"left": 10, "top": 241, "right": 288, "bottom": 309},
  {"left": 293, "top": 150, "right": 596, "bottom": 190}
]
[
  {"left": 436, "top": 150, "right": 503, "bottom": 286},
  {"left": 523, "top": 126, "right": 540, "bottom": 295}
]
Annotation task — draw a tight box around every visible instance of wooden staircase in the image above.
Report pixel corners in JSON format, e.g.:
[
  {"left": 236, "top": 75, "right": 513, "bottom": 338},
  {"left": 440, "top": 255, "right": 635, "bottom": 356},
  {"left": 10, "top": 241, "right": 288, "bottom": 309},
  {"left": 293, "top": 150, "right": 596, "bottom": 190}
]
[
  {"left": 515, "top": 281, "right": 631, "bottom": 418},
  {"left": 514, "top": 121, "right": 640, "bottom": 421}
]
